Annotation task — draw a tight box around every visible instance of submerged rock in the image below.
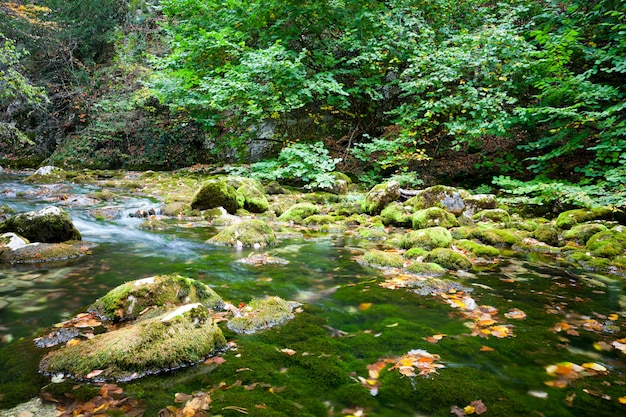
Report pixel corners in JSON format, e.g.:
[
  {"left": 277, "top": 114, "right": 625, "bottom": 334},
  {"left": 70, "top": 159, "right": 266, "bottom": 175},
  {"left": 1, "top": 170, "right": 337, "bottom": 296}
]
[
  {"left": 90, "top": 274, "right": 224, "bottom": 321},
  {"left": 40, "top": 303, "right": 226, "bottom": 381},
  {"left": 208, "top": 219, "right": 276, "bottom": 247},
  {"left": 227, "top": 296, "right": 300, "bottom": 334},
  {"left": 191, "top": 178, "right": 239, "bottom": 214},
  {"left": 0, "top": 242, "right": 86, "bottom": 264},
  {"left": 364, "top": 181, "right": 400, "bottom": 215},
  {"left": 0, "top": 206, "right": 81, "bottom": 243}
]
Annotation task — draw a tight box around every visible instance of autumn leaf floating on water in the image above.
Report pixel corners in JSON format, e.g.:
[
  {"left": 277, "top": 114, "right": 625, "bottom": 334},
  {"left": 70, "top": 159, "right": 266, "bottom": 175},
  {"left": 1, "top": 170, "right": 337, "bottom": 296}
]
[
  {"left": 360, "top": 349, "right": 444, "bottom": 396},
  {"left": 544, "top": 361, "right": 608, "bottom": 388},
  {"left": 43, "top": 383, "right": 145, "bottom": 417}
]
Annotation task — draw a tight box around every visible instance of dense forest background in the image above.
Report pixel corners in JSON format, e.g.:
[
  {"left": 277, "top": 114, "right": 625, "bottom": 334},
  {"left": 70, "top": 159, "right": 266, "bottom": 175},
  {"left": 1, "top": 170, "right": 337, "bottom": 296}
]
[{"left": 1, "top": 0, "right": 625, "bottom": 207}]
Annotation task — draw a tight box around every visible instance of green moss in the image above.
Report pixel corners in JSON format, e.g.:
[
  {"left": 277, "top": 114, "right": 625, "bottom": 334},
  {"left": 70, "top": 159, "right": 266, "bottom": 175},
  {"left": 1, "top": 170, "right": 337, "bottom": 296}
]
[
  {"left": 562, "top": 223, "right": 608, "bottom": 244},
  {"left": 90, "top": 274, "right": 224, "bottom": 321},
  {"left": 357, "top": 227, "right": 388, "bottom": 240},
  {"left": 533, "top": 222, "right": 560, "bottom": 246},
  {"left": 505, "top": 219, "right": 538, "bottom": 232},
  {"left": 473, "top": 227, "right": 521, "bottom": 246},
  {"left": 405, "top": 261, "right": 446, "bottom": 275},
  {"left": 472, "top": 208, "right": 511, "bottom": 223},
  {"left": 208, "top": 219, "right": 276, "bottom": 247},
  {"left": 404, "top": 247, "right": 429, "bottom": 259},
  {"left": 411, "top": 207, "right": 458, "bottom": 229},
  {"left": 586, "top": 227, "right": 626, "bottom": 252},
  {"left": 425, "top": 248, "right": 472, "bottom": 270},
  {"left": 190, "top": 179, "right": 238, "bottom": 213},
  {"left": 380, "top": 202, "right": 412, "bottom": 227},
  {"left": 303, "top": 214, "right": 336, "bottom": 225},
  {"left": 138, "top": 218, "right": 168, "bottom": 230},
  {"left": 227, "top": 296, "right": 297, "bottom": 334},
  {"left": 0, "top": 242, "right": 84, "bottom": 264},
  {"left": 454, "top": 239, "right": 500, "bottom": 257},
  {"left": 277, "top": 202, "right": 320, "bottom": 223},
  {"left": 40, "top": 305, "right": 226, "bottom": 381},
  {"left": 556, "top": 207, "right": 615, "bottom": 229},
  {"left": 399, "top": 227, "right": 452, "bottom": 250},
  {"left": 361, "top": 250, "right": 405, "bottom": 268},
  {"left": 236, "top": 184, "right": 269, "bottom": 213},
  {"left": 364, "top": 181, "right": 400, "bottom": 215},
  {"left": 0, "top": 206, "right": 81, "bottom": 243},
  {"left": 450, "top": 226, "right": 475, "bottom": 239}
]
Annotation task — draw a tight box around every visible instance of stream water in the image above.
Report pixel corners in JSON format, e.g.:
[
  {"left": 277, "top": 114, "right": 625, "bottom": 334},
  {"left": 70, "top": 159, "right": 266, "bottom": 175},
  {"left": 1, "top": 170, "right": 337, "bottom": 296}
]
[{"left": 1, "top": 173, "right": 625, "bottom": 416}]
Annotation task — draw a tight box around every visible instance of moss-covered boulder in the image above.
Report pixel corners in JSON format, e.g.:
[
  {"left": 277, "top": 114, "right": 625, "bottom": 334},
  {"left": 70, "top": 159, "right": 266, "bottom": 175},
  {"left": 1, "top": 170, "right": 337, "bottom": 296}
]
[
  {"left": 364, "top": 181, "right": 400, "bottom": 215},
  {"left": 227, "top": 296, "right": 299, "bottom": 334},
  {"left": 317, "top": 172, "right": 352, "bottom": 195},
  {"left": 208, "top": 219, "right": 276, "bottom": 247},
  {"left": 562, "top": 223, "right": 608, "bottom": 245},
  {"left": 462, "top": 194, "right": 497, "bottom": 217},
  {"left": 236, "top": 184, "right": 269, "bottom": 213},
  {"left": 0, "top": 206, "right": 81, "bottom": 243},
  {"left": 472, "top": 209, "right": 511, "bottom": 224},
  {"left": 160, "top": 202, "right": 192, "bottom": 217},
  {"left": 585, "top": 227, "right": 626, "bottom": 258},
  {"left": 360, "top": 250, "right": 405, "bottom": 268},
  {"left": 405, "top": 185, "right": 468, "bottom": 215},
  {"left": 555, "top": 207, "right": 616, "bottom": 229},
  {"left": 24, "top": 166, "right": 66, "bottom": 183},
  {"left": 425, "top": 248, "right": 472, "bottom": 270},
  {"left": 356, "top": 227, "right": 387, "bottom": 240},
  {"left": 404, "top": 247, "right": 429, "bottom": 259},
  {"left": 533, "top": 222, "right": 560, "bottom": 246},
  {"left": 190, "top": 179, "right": 238, "bottom": 214},
  {"left": 90, "top": 274, "right": 224, "bottom": 321},
  {"left": 405, "top": 262, "right": 447, "bottom": 276},
  {"left": 473, "top": 228, "right": 521, "bottom": 247},
  {"left": 303, "top": 214, "right": 336, "bottom": 226},
  {"left": 399, "top": 227, "right": 452, "bottom": 250},
  {"left": 0, "top": 242, "right": 85, "bottom": 264},
  {"left": 277, "top": 202, "right": 320, "bottom": 223},
  {"left": 412, "top": 207, "right": 458, "bottom": 229},
  {"left": 265, "top": 181, "right": 287, "bottom": 195},
  {"left": 40, "top": 303, "right": 226, "bottom": 381},
  {"left": 380, "top": 202, "right": 412, "bottom": 227},
  {"left": 454, "top": 239, "right": 500, "bottom": 258}
]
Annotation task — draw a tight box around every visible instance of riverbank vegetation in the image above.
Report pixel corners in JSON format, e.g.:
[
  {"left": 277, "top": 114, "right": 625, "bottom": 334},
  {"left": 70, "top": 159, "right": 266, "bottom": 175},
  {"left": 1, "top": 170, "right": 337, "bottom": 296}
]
[{"left": 1, "top": 0, "right": 625, "bottom": 207}]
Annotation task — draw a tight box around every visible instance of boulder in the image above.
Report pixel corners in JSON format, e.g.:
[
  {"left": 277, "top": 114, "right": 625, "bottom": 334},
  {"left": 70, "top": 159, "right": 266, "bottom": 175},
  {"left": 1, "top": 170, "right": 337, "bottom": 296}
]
[
  {"left": 0, "top": 232, "right": 29, "bottom": 251},
  {"left": 462, "top": 194, "right": 497, "bottom": 217},
  {"left": 90, "top": 273, "right": 224, "bottom": 321},
  {"left": 412, "top": 207, "right": 458, "bottom": 229},
  {"left": 0, "top": 206, "right": 81, "bottom": 243},
  {"left": 405, "top": 185, "right": 468, "bottom": 215},
  {"left": 472, "top": 209, "right": 511, "bottom": 224},
  {"left": 208, "top": 219, "right": 276, "bottom": 247},
  {"left": 277, "top": 202, "right": 320, "bottom": 223},
  {"left": 556, "top": 207, "right": 616, "bottom": 230},
  {"left": 360, "top": 250, "right": 405, "bottom": 268},
  {"left": 405, "top": 262, "right": 447, "bottom": 276},
  {"left": 24, "top": 166, "right": 66, "bottom": 183},
  {"left": 425, "top": 248, "right": 472, "bottom": 270},
  {"left": 227, "top": 296, "right": 300, "bottom": 334},
  {"left": 399, "top": 227, "right": 453, "bottom": 250},
  {"left": 0, "top": 242, "right": 85, "bottom": 264},
  {"left": 364, "top": 181, "right": 400, "bottom": 215},
  {"left": 40, "top": 303, "right": 226, "bottom": 381},
  {"left": 191, "top": 179, "right": 238, "bottom": 214},
  {"left": 585, "top": 226, "right": 626, "bottom": 259},
  {"left": 316, "top": 172, "right": 351, "bottom": 195},
  {"left": 380, "top": 202, "right": 412, "bottom": 227},
  {"left": 562, "top": 223, "right": 609, "bottom": 245},
  {"left": 236, "top": 184, "right": 269, "bottom": 213},
  {"left": 454, "top": 239, "right": 500, "bottom": 258},
  {"left": 160, "top": 201, "right": 192, "bottom": 217}
]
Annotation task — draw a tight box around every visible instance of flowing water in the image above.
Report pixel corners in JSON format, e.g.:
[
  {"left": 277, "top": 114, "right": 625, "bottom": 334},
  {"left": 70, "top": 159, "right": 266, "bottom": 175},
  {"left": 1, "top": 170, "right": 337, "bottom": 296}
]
[{"left": 1, "top": 173, "right": 625, "bottom": 416}]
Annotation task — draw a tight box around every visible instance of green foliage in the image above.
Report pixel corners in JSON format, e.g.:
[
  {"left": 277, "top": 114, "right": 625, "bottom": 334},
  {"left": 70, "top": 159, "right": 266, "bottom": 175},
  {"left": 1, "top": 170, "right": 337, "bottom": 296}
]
[{"left": 230, "top": 142, "right": 341, "bottom": 189}]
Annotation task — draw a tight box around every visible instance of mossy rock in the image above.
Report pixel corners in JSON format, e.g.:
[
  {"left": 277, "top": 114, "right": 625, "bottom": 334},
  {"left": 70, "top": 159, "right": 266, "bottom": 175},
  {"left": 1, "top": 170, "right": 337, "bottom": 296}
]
[
  {"left": 138, "top": 218, "right": 168, "bottom": 230},
  {"left": 225, "top": 176, "right": 264, "bottom": 191},
  {"left": 454, "top": 239, "right": 500, "bottom": 257},
  {"left": 462, "top": 194, "right": 497, "bottom": 217},
  {"left": 505, "top": 219, "right": 538, "bottom": 232},
  {"left": 320, "top": 223, "right": 347, "bottom": 234},
  {"left": 450, "top": 226, "right": 475, "bottom": 240},
  {"left": 316, "top": 172, "right": 351, "bottom": 195},
  {"left": 585, "top": 227, "right": 626, "bottom": 259},
  {"left": 399, "top": 227, "right": 452, "bottom": 250},
  {"left": 160, "top": 202, "right": 192, "bottom": 217},
  {"left": 0, "top": 206, "right": 81, "bottom": 243},
  {"left": 90, "top": 274, "right": 224, "bottom": 321},
  {"left": 405, "top": 262, "right": 446, "bottom": 276},
  {"left": 356, "top": 227, "right": 387, "bottom": 240},
  {"left": 380, "top": 202, "right": 412, "bottom": 227},
  {"left": 304, "top": 192, "right": 341, "bottom": 204},
  {"left": 303, "top": 215, "right": 336, "bottom": 226},
  {"left": 404, "top": 247, "right": 429, "bottom": 259},
  {"left": 555, "top": 207, "right": 615, "bottom": 229},
  {"left": 411, "top": 207, "right": 458, "bottom": 229},
  {"left": 0, "top": 204, "right": 17, "bottom": 222},
  {"left": 334, "top": 201, "right": 364, "bottom": 216},
  {"left": 472, "top": 208, "right": 511, "bottom": 224},
  {"left": 0, "top": 242, "right": 84, "bottom": 264},
  {"left": 277, "top": 203, "right": 320, "bottom": 223},
  {"left": 209, "top": 219, "right": 276, "bottom": 247},
  {"left": 405, "top": 185, "right": 468, "bottom": 215},
  {"left": 236, "top": 184, "right": 269, "bottom": 213},
  {"left": 24, "top": 166, "right": 66, "bottom": 183},
  {"left": 190, "top": 179, "right": 238, "bottom": 214},
  {"left": 562, "top": 223, "right": 609, "bottom": 245},
  {"left": 364, "top": 181, "right": 400, "bottom": 215},
  {"left": 227, "top": 296, "right": 298, "bottom": 334},
  {"left": 360, "top": 250, "right": 405, "bottom": 268},
  {"left": 265, "top": 181, "right": 287, "bottom": 195},
  {"left": 40, "top": 304, "right": 226, "bottom": 381},
  {"left": 533, "top": 222, "right": 560, "bottom": 246},
  {"left": 565, "top": 250, "right": 614, "bottom": 272},
  {"left": 425, "top": 248, "right": 472, "bottom": 270},
  {"left": 473, "top": 227, "right": 521, "bottom": 247}
]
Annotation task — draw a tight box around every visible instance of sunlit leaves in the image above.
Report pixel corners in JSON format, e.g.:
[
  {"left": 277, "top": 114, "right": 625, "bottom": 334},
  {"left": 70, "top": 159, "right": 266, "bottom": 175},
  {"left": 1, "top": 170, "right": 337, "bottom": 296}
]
[{"left": 545, "top": 361, "right": 608, "bottom": 388}]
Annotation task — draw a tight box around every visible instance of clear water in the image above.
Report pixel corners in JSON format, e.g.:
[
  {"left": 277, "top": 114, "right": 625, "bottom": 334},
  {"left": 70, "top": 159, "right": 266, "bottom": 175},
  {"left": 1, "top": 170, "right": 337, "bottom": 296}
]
[{"left": 1, "top": 174, "right": 625, "bottom": 416}]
